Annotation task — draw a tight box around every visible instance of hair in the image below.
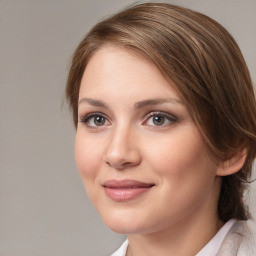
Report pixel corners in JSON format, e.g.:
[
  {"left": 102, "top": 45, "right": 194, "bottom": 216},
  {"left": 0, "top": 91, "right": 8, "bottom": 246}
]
[{"left": 66, "top": 2, "right": 256, "bottom": 222}]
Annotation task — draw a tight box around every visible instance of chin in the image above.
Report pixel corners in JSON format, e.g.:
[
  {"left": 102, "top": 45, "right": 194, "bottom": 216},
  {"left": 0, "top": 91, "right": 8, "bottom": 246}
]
[
  {"left": 108, "top": 224, "right": 133, "bottom": 234},
  {"left": 103, "top": 217, "right": 136, "bottom": 234},
  {"left": 100, "top": 210, "right": 147, "bottom": 234}
]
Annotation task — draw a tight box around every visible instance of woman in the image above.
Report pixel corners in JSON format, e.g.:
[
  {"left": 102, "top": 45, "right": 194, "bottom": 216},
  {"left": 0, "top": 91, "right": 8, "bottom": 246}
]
[{"left": 66, "top": 3, "right": 256, "bottom": 255}]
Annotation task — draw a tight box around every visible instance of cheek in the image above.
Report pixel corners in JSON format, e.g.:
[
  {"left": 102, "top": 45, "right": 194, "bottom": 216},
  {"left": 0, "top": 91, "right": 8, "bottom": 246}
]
[
  {"left": 141, "top": 133, "right": 218, "bottom": 225},
  {"left": 75, "top": 131, "right": 105, "bottom": 206},
  {"left": 143, "top": 128, "right": 216, "bottom": 181},
  {"left": 74, "top": 132, "right": 102, "bottom": 181}
]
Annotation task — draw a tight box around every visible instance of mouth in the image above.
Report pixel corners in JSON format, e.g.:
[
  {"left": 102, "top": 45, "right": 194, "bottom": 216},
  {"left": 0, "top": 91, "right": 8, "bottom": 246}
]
[{"left": 102, "top": 179, "right": 155, "bottom": 202}]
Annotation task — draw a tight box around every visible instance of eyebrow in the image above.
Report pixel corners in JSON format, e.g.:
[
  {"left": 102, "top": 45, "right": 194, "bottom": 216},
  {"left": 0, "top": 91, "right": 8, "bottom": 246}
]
[
  {"left": 134, "top": 98, "right": 183, "bottom": 109},
  {"left": 78, "top": 97, "right": 183, "bottom": 109},
  {"left": 78, "top": 98, "right": 109, "bottom": 108}
]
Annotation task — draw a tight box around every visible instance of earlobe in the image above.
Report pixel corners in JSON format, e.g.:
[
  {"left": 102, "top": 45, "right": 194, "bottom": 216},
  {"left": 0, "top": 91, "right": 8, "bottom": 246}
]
[{"left": 216, "top": 149, "right": 247, "bottom": 176}]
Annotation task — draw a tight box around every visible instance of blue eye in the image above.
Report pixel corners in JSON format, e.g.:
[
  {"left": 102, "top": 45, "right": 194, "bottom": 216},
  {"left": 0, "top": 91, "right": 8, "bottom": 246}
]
[
  {"left": 144, "top": 112, "right": 177, "bottom": 127},
  {"left": 80, "top": 113, "right": 110, "bottom": 127}
]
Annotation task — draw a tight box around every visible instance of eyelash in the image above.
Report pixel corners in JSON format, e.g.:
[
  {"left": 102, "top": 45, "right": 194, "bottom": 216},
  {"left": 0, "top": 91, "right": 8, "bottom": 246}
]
[
  {"left": 79, "top": 111, "right": 178, "bottom": 128},
  {"left": 143, "top": 111, "right": 178, "bottom": 127},
  {"left": 79, "top": 112, "right": 109, "bottom": 128}
]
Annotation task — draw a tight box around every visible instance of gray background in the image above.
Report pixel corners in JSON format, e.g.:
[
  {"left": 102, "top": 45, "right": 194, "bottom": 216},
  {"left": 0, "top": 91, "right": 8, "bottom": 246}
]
[{"left": 0, "top": 0, "right": 255, "bottom": 255}]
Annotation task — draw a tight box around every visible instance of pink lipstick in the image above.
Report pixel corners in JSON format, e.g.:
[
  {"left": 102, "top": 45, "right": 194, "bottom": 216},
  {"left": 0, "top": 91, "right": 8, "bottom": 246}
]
[{"left": 103, "top": 179, "right": 154, "bottom": 202}]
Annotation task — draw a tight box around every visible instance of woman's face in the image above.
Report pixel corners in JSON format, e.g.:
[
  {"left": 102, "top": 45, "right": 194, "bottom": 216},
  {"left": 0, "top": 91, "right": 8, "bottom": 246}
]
[{"left": 75, "top": 46, "right": 221, "bottom": 235}]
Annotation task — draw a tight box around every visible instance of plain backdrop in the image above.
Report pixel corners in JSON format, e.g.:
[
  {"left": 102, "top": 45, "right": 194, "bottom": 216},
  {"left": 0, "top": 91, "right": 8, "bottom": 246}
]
[{"left": 0, "top": 0, "right": 255, "bottom": 255}]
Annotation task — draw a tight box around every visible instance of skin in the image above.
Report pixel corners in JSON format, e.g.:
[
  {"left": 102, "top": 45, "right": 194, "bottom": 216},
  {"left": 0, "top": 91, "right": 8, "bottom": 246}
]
[{"left": 75, "top": 45, "right": 224, "bottom": 256}]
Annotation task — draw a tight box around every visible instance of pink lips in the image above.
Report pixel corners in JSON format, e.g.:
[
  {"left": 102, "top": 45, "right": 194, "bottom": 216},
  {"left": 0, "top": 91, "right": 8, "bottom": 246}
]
[{"left": 102, "top": 179, "right": 155, "bottom": 202}]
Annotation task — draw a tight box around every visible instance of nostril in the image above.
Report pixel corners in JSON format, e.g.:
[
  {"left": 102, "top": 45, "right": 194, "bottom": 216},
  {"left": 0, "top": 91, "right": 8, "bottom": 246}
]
[
  {"left": 105, "top": 161, "right": 112, "bottom": 167},
  {"left": 104, "top": 159, "right": 130, "bottom": 170},
  {"left": 103, "top": 138, "right": 141, "bottom": 169},
  {"left": 104, "top": 153, "right": 141, "bottom": 170}
]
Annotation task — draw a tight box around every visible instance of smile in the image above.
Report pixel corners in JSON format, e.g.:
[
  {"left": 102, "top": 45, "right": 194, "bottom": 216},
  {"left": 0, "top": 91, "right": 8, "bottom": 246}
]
[{"left": 102, "top": 179, "right": 155, "bottom": 202}]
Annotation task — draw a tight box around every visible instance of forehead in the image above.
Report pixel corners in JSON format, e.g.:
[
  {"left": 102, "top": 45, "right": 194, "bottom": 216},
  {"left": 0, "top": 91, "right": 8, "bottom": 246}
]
[{"left": 79, "top": 45, "right": 180, "bottom": 101}]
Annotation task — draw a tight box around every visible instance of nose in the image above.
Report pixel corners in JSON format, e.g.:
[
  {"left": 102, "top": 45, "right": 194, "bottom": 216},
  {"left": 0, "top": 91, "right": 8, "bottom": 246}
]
[{"left": 103, "top": 126, "right": 141, "bottom": 170}]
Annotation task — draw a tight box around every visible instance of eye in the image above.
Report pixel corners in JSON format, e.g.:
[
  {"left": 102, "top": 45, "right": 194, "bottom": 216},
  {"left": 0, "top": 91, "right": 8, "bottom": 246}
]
[
  {"left": 80, "top": 112, "right": 110, "bottom": 128},
  {"left": 143, "top": 112, "right": 177, "bottom": 127}
]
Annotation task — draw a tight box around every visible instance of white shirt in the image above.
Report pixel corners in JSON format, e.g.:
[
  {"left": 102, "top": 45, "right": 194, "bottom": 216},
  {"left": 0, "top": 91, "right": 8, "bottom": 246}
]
[{"left": 111, "top": 219, "right": 236, "bottom": 256}]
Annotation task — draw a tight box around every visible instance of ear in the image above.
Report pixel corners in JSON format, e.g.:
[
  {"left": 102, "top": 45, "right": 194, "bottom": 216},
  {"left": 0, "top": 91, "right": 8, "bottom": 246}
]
[{"left": 216, "top": 149, "right": 247, "bottom": 176}]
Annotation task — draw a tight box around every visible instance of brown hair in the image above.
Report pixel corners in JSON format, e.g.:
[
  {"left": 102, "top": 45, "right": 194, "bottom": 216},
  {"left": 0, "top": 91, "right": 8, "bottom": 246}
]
[{"left": 66, "top": 3, "right": 256, "bottom": 222}]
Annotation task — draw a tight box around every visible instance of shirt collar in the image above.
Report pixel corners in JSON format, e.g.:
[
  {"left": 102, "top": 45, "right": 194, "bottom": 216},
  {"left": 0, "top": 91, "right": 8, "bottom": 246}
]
[
  {"left": 196, "top": 219, "right": 236, "bottom": 256},
  {"left": 111, "top": 219, "right": 236, "bottom": 256}
]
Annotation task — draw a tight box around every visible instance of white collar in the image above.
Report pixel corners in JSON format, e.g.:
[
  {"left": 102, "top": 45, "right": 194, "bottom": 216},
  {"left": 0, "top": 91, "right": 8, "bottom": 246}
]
[
  {"left": 111, "top": 219, "right": 236, "bottom": 256},
  {"left": 111, "top": 239, "right": 128, "bottom": 256},
  {"left": 196, "top": 219, "right": 236, "bottom": 256}
]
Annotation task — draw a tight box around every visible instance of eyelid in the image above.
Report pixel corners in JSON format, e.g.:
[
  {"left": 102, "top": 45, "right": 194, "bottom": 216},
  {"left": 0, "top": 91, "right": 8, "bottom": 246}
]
[
  {"left": 78, "top": 110, "right": 178, "bottom": 127},
  {"left": 145, "top": 111, "right": 177, "bottom": 119},
  {"left": 143, "top": 111, "right": 178, "bottom": 126},
  {"left": 79, "top": 112, "right": 111, "bottom": 127}
]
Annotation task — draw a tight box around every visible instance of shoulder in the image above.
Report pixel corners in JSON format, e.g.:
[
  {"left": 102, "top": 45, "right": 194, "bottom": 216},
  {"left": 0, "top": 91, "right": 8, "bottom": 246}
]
[{"left": 216, "top": 220, "right": 256, "bottom": 256}]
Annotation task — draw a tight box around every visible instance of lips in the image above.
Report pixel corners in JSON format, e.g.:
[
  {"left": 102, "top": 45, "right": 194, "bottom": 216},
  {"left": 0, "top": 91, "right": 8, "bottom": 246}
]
[{"left": 102, "top": 179, "right": 155, "bottom": 202}]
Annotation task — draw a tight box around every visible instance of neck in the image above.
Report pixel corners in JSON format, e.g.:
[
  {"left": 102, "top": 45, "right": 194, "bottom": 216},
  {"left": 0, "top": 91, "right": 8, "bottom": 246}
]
[
  {"left": 127, "top": 217, "right": 223, "bottom": 256},
  {"left": 126, "top": 193, "right": 223, "bottom": 256}
]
